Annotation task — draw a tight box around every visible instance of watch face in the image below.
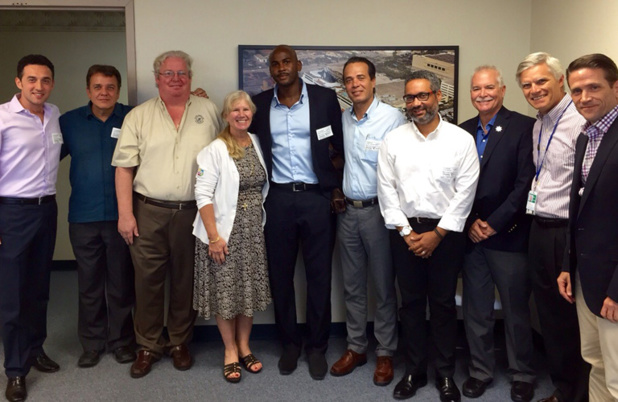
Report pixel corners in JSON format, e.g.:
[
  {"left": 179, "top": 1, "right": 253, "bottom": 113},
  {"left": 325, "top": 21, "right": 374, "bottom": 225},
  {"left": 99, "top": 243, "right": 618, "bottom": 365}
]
[{"left": 401, "top": 226, "right": 411, "bottom": 236}]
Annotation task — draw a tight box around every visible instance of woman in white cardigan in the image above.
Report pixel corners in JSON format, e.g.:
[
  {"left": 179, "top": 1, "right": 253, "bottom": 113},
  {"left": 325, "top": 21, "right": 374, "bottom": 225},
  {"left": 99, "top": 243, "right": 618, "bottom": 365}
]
[{"left": 192, "top": 90, "right": 271, "bottom": 383}]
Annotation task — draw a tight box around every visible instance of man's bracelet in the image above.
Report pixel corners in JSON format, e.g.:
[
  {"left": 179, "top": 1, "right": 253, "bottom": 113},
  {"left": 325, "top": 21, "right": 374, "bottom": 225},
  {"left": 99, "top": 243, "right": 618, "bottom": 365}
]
[
  {"left": 433, "top": 227, "right": 444, "bottom": 240},
  {"left": 209, "top": 236, "right": 220, "bottom": 243}
]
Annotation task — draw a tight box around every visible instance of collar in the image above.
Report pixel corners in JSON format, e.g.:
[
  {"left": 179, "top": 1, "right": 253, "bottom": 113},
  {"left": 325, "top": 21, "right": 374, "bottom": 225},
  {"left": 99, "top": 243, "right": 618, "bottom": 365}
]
[
  {"left": 537, "top": 93, "right": 571, "bottom": 124},
  {"left": 411, "top": 114, "right": 444, "bottom": 139},
  {"left": 583, "top": 104, "right": 618, "bottom": 135},
  {"left": 273, "top": 79, "right": 307, "bottom": 107},
  {"left": 477, "top": 113, "right": 498, "bottom": 132}
]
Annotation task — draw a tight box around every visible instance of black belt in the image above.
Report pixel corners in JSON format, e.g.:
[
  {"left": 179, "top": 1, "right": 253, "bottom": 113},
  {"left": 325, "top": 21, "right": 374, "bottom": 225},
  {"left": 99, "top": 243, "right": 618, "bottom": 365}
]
[
  {"left": 345, "top": 197, "right": 378, "bottom": 208},
  {"left": 408, "top": 217, "right": 441, "bottom": 225},
  {"left": 0, "top": 195, "right": 55, "bottom": 205},
  {"left": 134, "top": 193, "right": 196, "bottom": 210},
  {"left": 271, "top": 182, "right": 320, "bottom": 192},
  {"left": 534, "top": 216, "right": 568, "bottom": 228}
]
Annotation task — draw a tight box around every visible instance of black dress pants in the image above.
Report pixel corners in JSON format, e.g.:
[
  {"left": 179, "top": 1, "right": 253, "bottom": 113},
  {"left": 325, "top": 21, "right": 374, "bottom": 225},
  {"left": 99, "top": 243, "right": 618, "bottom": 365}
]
[
  {"left": 391, "top": 220, "right": 465, "bottom": 378},
  {"left": 0, "top": 201, "right": 56, "bottom": 377},
  {"left": 264, "top": 185, "right": 335, "bottom": 354}
]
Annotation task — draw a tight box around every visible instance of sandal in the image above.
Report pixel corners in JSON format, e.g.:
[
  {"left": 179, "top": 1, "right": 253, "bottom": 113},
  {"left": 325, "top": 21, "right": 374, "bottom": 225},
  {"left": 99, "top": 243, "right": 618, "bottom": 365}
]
[
  {"left": 240, "top": 353, "right": 262, "bottom": 374},
  {"left": 223, "top": 361, "right": 241, "bottom": 383}
]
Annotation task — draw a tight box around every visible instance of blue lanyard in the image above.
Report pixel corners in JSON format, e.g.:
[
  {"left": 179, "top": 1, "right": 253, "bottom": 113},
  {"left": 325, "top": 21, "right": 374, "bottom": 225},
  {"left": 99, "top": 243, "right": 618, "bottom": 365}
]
[{"left": 534, "top": 100, "right": 572, "bottom": 184}]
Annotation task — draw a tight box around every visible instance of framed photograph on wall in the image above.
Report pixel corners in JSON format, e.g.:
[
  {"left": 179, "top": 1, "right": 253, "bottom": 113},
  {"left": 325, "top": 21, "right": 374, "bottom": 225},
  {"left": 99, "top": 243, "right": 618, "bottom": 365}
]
[{"left": 238, "top": 45, "right": 459, "bottom": 123}]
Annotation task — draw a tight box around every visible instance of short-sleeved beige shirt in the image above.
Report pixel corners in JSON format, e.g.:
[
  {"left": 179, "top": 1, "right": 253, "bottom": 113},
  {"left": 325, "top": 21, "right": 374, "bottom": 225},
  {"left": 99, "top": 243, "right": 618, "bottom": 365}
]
[{"left": 112, "top": 94, "right": 222, "bottom": 201}]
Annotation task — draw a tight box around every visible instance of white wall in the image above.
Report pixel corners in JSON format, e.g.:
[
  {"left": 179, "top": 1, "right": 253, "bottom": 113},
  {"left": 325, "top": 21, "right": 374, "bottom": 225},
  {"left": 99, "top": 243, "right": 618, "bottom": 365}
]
[{"left": 530, "top": 0, "right": 618, "bottom": 74}]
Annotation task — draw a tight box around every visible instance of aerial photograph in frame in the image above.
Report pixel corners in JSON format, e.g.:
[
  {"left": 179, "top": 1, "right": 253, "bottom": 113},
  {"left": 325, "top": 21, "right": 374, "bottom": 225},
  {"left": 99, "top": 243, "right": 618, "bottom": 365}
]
[{"left": 239, "top": 45, "right": 459, "bottom": 123}]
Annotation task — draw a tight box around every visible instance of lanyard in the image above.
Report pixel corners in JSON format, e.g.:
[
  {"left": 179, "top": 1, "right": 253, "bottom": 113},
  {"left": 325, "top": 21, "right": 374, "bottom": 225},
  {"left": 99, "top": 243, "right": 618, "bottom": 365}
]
[{"left": 534, "top": 100, "right": 572, "bottom": 187}]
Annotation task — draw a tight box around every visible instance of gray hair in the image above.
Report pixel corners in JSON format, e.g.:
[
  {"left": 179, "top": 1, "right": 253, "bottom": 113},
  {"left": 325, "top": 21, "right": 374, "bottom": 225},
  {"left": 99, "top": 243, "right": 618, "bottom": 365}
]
[
  {"left": 516, "top": 52, "right": 563, "bottom": 86},
  {"left": 405, "top": 70, "right": 441, "bottom": 92},
  {"left": 153, "top": 50, "right": 193, "bottom": 78},
  {"left": 472, "top": 65, "right": 504, "bottom": 87}
]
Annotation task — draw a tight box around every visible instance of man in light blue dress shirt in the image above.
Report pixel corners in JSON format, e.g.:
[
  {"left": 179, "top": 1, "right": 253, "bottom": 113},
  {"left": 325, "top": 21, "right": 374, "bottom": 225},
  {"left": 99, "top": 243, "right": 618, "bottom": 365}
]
[{"left": 329, "top": 57, "right": 405, "bottom": 386}]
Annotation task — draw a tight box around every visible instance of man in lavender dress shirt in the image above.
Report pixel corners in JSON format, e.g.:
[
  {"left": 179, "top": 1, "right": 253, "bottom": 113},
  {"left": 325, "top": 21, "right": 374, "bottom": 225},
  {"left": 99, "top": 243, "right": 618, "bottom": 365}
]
[{"left": 0, "top": 55, "right": 61, "bottom": 402}]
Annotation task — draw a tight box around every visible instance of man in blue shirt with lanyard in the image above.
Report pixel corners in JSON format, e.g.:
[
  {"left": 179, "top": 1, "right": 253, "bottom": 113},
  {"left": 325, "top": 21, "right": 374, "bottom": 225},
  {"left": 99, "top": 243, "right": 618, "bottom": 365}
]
[
  {"left": 60, "top": 65, "right": 136, "bottom": 369},
  {"left": 329, "top": 57, "right": 405, "bottom": 386},
  {"left": 516, "top": 53, "right": 589, "bottom": 402}
]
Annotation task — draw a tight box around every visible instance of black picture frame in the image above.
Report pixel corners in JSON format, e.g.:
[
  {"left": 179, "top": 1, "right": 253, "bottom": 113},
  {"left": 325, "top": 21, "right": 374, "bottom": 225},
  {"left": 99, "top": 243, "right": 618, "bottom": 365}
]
[{"left": 238, "top": 45, "right": 459, "bottom": 123}]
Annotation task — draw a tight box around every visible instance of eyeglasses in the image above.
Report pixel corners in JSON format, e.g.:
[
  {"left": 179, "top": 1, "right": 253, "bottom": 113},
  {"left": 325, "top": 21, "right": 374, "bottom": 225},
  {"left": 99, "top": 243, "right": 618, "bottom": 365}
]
[
  {"left": 403, "top": 91, "right": 434, "bottom": 103},
  {"left": 158, "top": 70, "right": 189, "bottom": 79}
]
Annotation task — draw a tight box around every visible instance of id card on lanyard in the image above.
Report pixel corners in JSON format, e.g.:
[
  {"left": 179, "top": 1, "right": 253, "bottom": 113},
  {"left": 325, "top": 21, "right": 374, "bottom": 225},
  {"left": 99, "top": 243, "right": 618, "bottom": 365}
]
[{"left": 526, "top": 100, "right": 573, "bottom": 215}]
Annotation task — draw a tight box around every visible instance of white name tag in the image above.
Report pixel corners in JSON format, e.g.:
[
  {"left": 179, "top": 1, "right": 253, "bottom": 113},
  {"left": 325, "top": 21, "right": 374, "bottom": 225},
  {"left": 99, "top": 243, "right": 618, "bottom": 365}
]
[
  {"left": 52, "top": 132, "right": 63, "bottom": 144},
  {"left": 365, "top": 139, "right": 381, "bottom": 151},
  {"left": 111, "top": 127, "right": 121, "bottom": 139},
  {"left": 316, "top": 125, "right": 334, "bottom": 140},
  {"left": 525, "top": 190, "right": 537, "bottom": 215}
]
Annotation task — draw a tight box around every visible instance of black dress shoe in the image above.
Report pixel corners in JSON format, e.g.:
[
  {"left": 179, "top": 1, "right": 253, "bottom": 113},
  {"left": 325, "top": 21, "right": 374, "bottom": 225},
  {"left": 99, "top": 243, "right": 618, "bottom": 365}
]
[
  {"left": 278, "top": 345, "right": 300, "bottom": 375},
  {"left": 462, "top": 377, "right": 492, "bottom": 398},
  {"left": 393, "top": 374, "right": 428, "bottom": 400},
  {"left": 77, "top": 350, "right": 101, "bottom": 368},
  {"left": 511, "top": 381, "right": 534, "bottom": 402},
  {"left": 5, "top": 377, "right": 27, "bottom": 402},
  {"left": 30, "top": 351, "right": 59, "bottom": 373},
  {"left": 435, "top": 377, "right": 461, "bottom": 402},
  {"left": 307, "top": 352, "right": 327, "bottom": 380},
  {"left": 114, "top": 346, "right": 136, "bottom": 364}
]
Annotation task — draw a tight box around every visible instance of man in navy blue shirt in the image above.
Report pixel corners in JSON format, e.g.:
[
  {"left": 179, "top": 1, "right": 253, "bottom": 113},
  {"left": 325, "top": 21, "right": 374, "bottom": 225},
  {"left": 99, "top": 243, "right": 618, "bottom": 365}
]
[{"left": 60, "top": 65, "right": 136, "bottom": 368}]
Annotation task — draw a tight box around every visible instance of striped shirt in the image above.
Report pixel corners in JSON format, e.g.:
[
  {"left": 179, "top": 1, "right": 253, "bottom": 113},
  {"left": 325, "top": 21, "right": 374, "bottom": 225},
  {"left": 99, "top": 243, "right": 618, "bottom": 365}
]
[
  {"left": 531, "top": 94, "right": 586, "bottom": 219},
  {"left": 581, "top": 105, "right": 618, "bottom": 184}
]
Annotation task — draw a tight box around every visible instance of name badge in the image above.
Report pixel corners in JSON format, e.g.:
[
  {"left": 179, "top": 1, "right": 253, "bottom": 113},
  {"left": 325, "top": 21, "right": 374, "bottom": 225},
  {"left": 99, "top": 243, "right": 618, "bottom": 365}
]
[
  {"left": 525, "top": 190, "right": 537, "bottom": 215},
  {"left": 111, "top": 127, "right": 121, "bottom": 139},
  {"left": 52, "top": 132, "right": 63, "bottom": 144},
  {"left": 316, "top": 125, "right": 334, "bottom": 140},
  {"left": 365, "top": 139, "right": 381, "bottom": 151}
]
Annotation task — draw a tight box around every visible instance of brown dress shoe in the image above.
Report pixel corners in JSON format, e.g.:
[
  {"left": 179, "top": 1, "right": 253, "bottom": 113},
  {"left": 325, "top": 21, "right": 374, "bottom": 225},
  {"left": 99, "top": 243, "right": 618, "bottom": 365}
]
[
  {"left": 170, "top": 344, "right": 193, "bottom": 371},
  {"left": 330, "top": 349, "right": 367, "bottom": 376},
  {"left": 5, "top": 377, "right": 27, "bottom": 402},
  {"left": 374, "top": 356, "right": 394, "bottom": 386},
  {"left": 130, "top": 350, "right": 160, "bottom": 378}
]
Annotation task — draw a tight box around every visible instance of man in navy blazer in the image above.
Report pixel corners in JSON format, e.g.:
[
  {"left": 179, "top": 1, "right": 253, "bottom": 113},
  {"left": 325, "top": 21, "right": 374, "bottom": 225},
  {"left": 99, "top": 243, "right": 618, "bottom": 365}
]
[
  {"left": 459, "top": 66, "right": 536, "bottom": 401},
  {"left": 249, "top": 45, "right": 344, "bottom": 380},
  {"left": 559, "top": 53, "right": 618, "bottom": 401}
]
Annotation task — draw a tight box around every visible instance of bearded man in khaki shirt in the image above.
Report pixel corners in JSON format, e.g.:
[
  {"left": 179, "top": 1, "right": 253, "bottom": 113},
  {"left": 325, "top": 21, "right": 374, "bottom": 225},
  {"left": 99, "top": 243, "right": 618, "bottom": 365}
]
[{"left": 112, "top": 50, "right": 222, "bottom": 378}]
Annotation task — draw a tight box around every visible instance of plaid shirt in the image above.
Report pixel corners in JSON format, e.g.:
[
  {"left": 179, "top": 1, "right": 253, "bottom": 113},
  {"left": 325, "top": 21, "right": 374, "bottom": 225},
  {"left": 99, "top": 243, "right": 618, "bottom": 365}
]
[{"left": 581, "top": 105, "right": 618, "bottom": 184}]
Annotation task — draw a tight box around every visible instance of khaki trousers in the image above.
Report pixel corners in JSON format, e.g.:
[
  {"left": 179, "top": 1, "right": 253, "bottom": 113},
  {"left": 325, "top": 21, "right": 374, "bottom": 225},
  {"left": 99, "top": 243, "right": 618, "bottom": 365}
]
[
  {"left": 576, "top": 274, "right": 618, "bottom": 401},
  {"left": 130, "top": 198, "right": 197, "bottom": 354}
]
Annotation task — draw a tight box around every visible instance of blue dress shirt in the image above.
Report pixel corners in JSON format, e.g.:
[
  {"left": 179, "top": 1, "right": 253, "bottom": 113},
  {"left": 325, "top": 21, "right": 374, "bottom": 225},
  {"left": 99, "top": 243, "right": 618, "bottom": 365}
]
[
  {"left": 342, "top": 98, "right": 406, "bottom": 200},
  {"left": 476, "top": 114, "right": 497, "bottom": 160},
  {"left": 269, "top": 80, "right": 318, "bottom": 184},
  {"left": 60, "top": 102, "right": 133, "bottom": 223}
]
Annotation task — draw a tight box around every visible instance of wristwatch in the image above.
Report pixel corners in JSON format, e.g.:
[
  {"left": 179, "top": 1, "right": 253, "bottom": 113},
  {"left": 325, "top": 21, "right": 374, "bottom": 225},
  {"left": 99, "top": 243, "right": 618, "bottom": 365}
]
[{"left": 399, "top": 225, "right": 412, "bottom": 237}]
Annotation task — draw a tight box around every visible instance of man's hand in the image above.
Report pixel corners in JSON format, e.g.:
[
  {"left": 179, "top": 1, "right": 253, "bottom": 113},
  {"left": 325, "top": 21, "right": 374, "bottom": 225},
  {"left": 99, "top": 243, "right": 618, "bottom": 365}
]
[
  {"left": 468, "top": 219, "right": 496, "bottom": 243},
  {"left": 408, "top": 230, "right": 442, "bottom": 258},
  {"left": 601, "top": 297, "right": 618, "bottom": 323},
  {"left": 330, "top": 188, "right": 346, "bottom": 214},
  {"left": 557, "top": 272, "right": 574, "bottom": 303},
  {"left": 118, "top": 214, "right": 139, "bottom": 245},
  {"left": 191, "top": 88, "right": 208, "bottom": 98}
]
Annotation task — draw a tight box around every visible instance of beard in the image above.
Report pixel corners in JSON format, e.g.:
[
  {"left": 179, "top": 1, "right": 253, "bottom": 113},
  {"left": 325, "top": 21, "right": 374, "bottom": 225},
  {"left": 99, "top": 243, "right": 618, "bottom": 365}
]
[{"left": 406, "top": 102, "right": 439, "bottom": 125}]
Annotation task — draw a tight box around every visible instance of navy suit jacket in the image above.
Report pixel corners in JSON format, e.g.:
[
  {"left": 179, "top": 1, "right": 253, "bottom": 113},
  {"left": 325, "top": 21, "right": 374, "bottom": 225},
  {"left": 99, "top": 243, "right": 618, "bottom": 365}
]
[
  {"left": 249, "top": 82, "right": 343, "bottom": 195},
  {"left": 459, "top": 106, "right": 535, "bottom": 252},
  {"left": 566, "top": 117, "right": 618, "bottom": 316}
]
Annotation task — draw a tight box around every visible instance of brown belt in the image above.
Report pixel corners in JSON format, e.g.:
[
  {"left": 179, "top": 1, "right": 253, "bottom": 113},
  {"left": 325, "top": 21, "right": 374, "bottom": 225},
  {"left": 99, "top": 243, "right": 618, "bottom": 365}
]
[{"left": 134, "top": 192, "right": 196, "bottom": 210}]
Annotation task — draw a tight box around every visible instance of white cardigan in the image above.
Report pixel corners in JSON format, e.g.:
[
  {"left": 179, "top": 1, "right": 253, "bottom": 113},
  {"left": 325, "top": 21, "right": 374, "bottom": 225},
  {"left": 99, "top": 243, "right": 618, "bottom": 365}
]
[{"left": 192, "top": 134, "right": 269, "bottom": 244}]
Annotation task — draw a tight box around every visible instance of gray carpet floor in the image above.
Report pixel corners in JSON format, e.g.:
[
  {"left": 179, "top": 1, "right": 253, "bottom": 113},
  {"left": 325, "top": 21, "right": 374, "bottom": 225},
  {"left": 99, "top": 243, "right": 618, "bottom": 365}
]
[{"left": 1, "top": 271, "right": 555, "bottom": 401}]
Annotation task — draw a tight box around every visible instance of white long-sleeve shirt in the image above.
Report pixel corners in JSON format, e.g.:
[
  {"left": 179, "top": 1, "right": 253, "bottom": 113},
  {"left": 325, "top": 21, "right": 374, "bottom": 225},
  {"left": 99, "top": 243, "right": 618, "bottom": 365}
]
[
  {"left": 192, "top": 134, "right": 269, "bottom": 244},
  {"left": 377, "top": 118, "right": 479, "bottom": 232}
]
